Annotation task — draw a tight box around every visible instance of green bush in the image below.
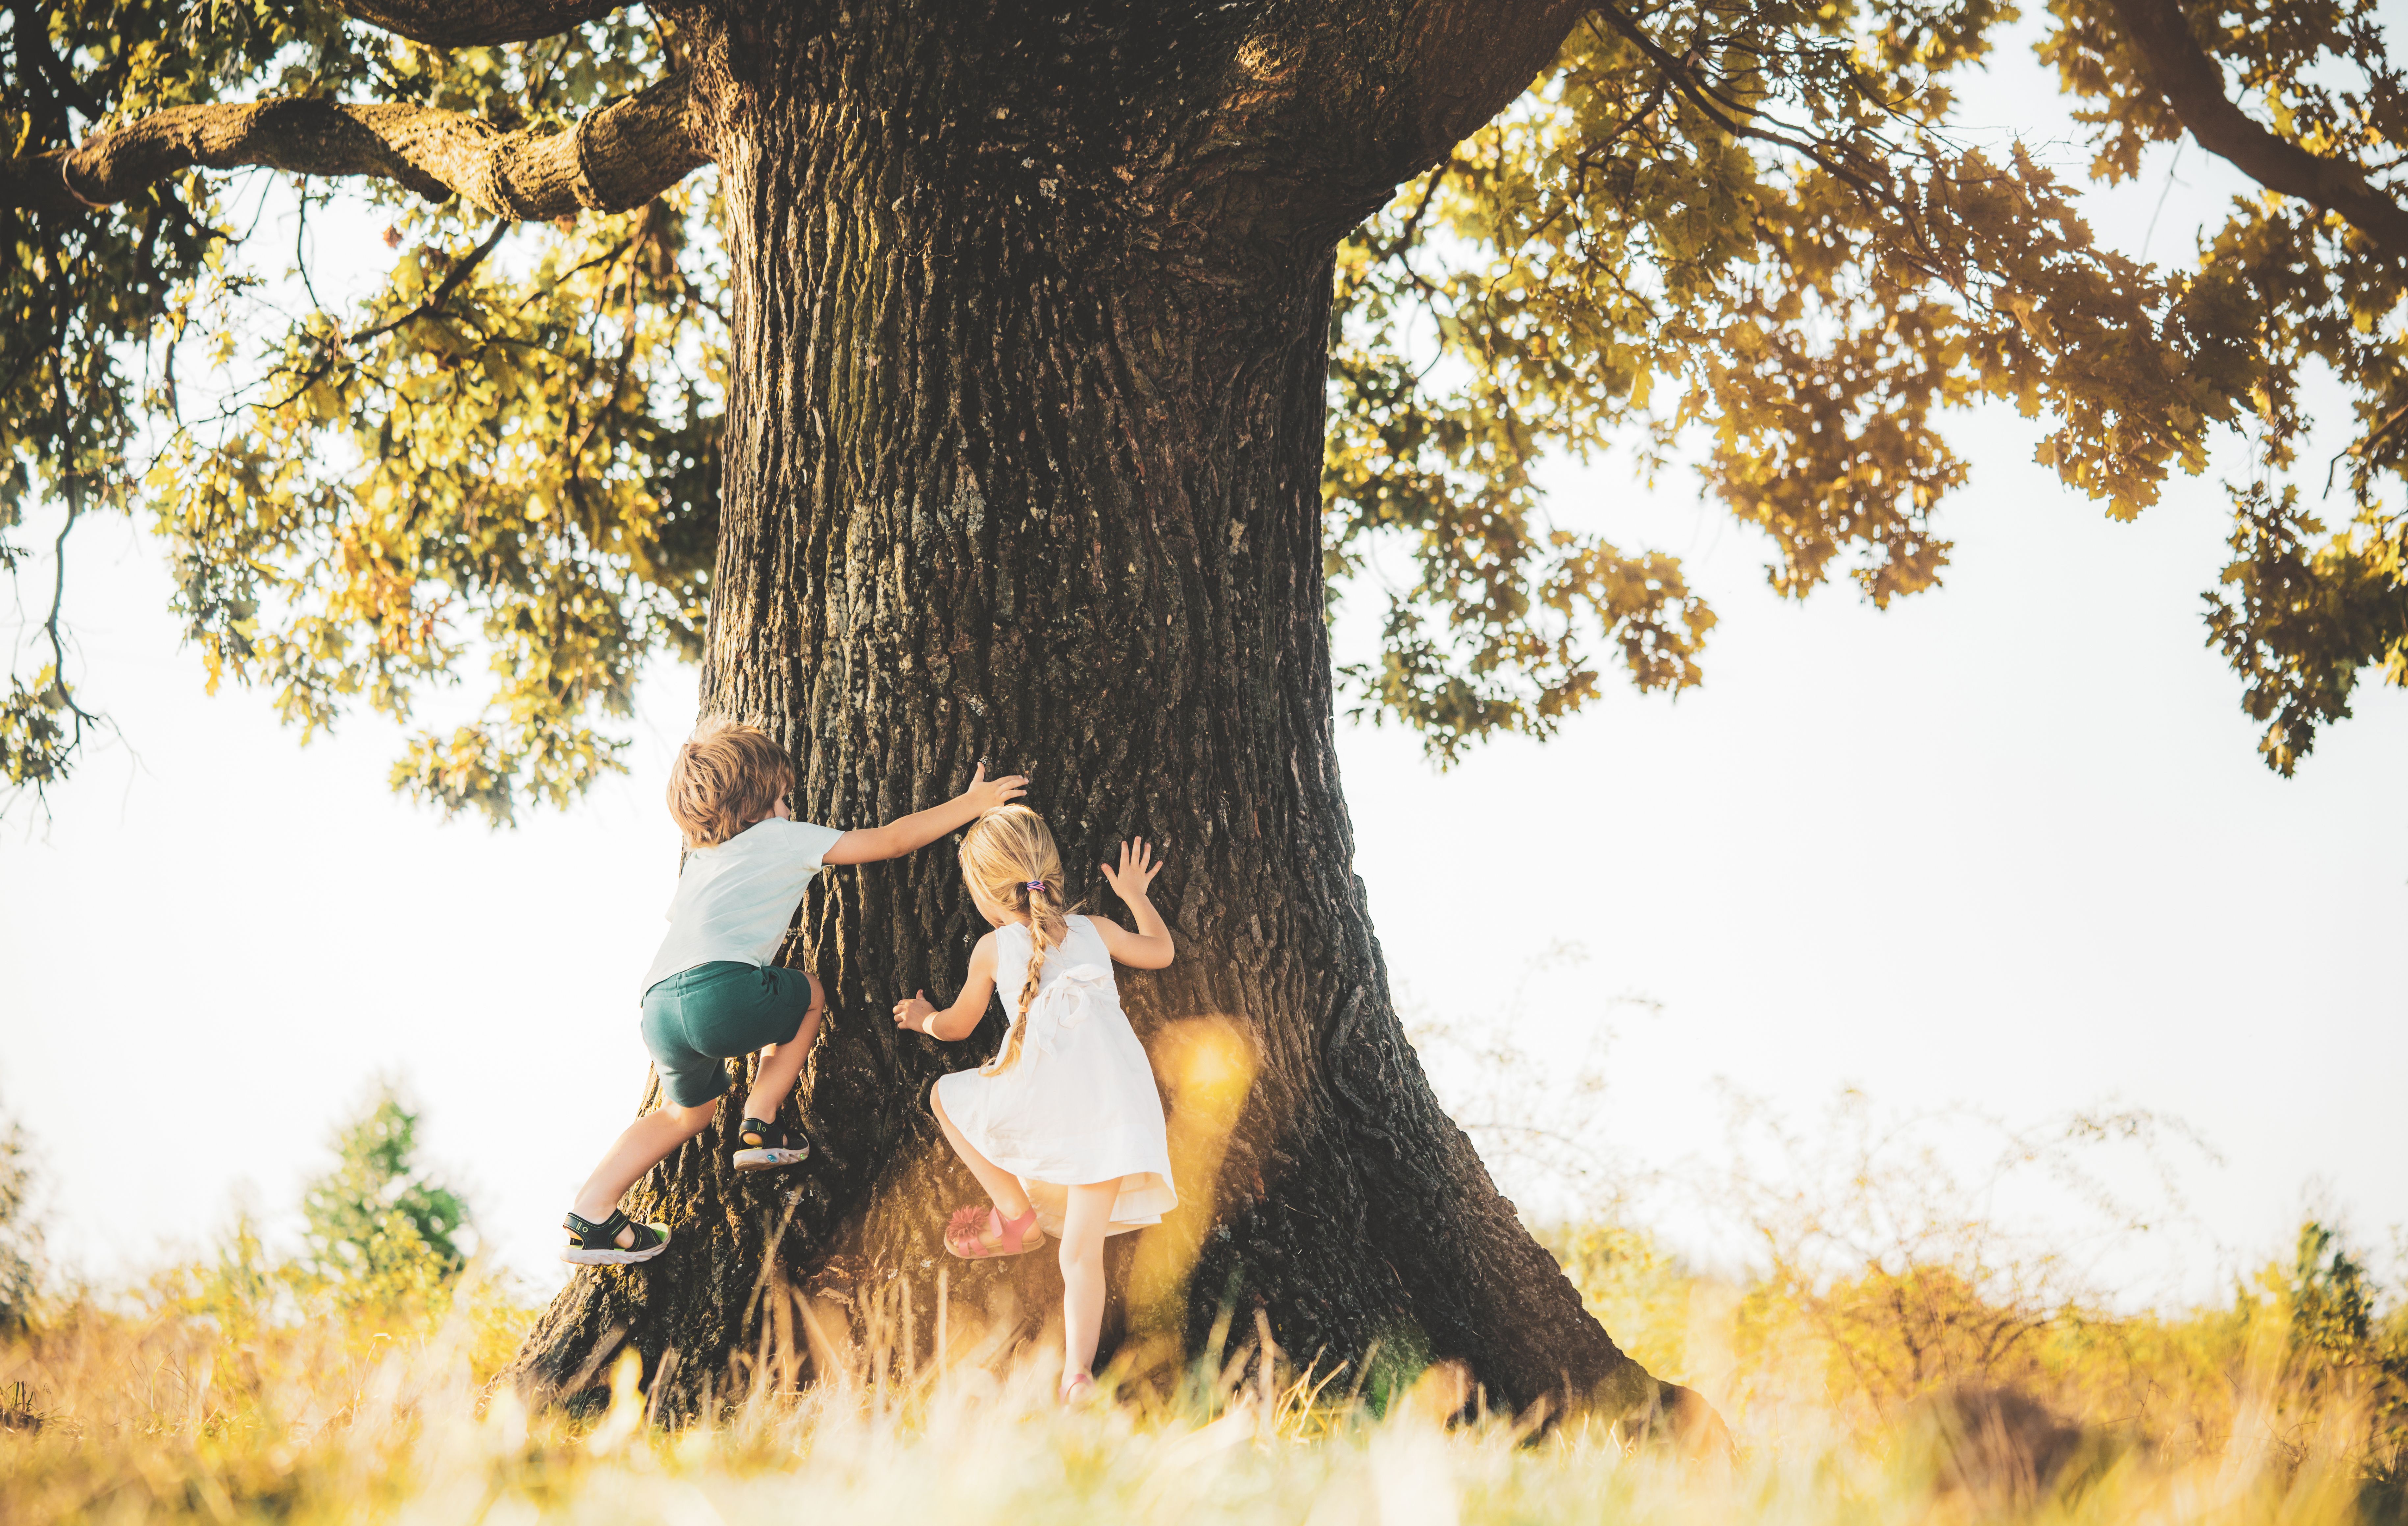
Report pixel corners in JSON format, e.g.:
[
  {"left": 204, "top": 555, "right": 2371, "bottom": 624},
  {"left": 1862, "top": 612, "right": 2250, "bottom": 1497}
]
[
  {"left": 2278, "top": 1222, "right": 2408, "bottom": 1490},
  {"left": 0, "top": 1109, "right": 41, "bottom": 1333},
  {"left": 297, "top": 1083, "right": 472, "bottom": 1312}
]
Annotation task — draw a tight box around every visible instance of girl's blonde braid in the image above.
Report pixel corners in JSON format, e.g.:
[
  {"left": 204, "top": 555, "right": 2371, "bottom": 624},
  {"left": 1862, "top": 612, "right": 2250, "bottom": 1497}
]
[
  {"left": 985, "top": 873, "right": 1065, "bottom": 1075},
  {"left": 959, "top": 804, "right": 1072, "bottom": 1077}
]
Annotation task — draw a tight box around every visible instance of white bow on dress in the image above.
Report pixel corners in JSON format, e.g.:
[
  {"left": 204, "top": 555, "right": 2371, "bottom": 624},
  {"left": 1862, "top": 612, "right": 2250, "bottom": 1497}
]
[{"left": 1022, "top": 963, "right": 1113, "bottom": 1057}]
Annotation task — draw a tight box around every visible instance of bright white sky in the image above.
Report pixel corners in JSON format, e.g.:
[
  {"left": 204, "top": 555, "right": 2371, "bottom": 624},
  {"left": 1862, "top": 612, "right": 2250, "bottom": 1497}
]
[{"left": 2, "top": 34, "right": 2402, "bottom": 1310}]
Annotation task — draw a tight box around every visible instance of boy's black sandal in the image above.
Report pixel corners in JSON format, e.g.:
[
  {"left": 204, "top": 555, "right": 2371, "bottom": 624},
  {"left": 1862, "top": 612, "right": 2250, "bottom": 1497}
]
[
  {"left": 732, "top": 1116, "right": 811, "bottom": 1172},
  {"left": 560, "top": 1208, "right": 671, "bottom": 1266}
]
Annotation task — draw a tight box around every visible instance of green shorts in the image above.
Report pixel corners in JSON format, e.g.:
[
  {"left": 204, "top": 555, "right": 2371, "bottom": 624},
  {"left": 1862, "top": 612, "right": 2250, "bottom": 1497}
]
[{"left": 639, "top": 962, "right": 818, "bottom": 1107}]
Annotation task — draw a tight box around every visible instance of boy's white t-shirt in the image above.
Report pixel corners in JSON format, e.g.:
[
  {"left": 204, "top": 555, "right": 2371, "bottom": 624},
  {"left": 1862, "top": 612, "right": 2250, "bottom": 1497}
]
[{"left": 641, "top": 818, "right": 847, "bottom": 995}]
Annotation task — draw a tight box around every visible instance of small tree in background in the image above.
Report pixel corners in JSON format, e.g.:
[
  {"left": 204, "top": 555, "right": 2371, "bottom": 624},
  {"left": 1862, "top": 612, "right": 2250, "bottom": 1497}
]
[
  {"left": 0, "top": 1109, "right": 42, "bottom": 1334},
  {"left": 298, "top": 1083, "right": 472, "bottom": 1313}
]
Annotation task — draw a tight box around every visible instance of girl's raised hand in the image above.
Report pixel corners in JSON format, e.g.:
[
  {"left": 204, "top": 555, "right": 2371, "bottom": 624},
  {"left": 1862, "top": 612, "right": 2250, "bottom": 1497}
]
[
  {"left": 893, "top": 989, "right": 936, "bottom": 1032},
  {"left": 1099, "top": 837, "right": 1164, "bottom": 905},
  {"left": 960, "top": 761, "right": 1029, "bottom": 816},
  {"left": 1091, "top": 839, "right": 1177, "bottom": 968}
]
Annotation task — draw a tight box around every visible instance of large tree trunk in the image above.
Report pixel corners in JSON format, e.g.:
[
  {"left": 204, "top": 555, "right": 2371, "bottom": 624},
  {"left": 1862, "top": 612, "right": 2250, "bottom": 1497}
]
[{"left": 506, "top": 0, "right": 1696, "bottom": 1434}]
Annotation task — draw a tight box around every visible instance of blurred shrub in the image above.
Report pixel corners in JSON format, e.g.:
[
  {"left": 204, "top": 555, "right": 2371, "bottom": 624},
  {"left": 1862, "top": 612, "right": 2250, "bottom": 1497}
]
[
  {"left": 2265, "top": 1222, "right": 2408, "bottom": 1492},
  {"left": 1543, "top": 1150, "right": 2405, "bottom": 1493},
  {"left": 1431, "top": 992, "right": 2405, "bottom": 1493},
  {"left": 1542, "top": 1222, "right": 1698, "bottom": 1383},
  {"left": 297, "top": 1084, "right": 472, "bottom": 1313},
  {"left": 0, "top": 1108, "right": 42, "bottom": 1333}
]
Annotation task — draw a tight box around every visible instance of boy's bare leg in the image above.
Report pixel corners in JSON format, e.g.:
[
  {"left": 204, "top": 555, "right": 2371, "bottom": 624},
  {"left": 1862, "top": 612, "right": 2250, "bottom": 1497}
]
[
  {"left": 743, "top": 978, "right": 823, "bottom": 1125},
  {"left": 571, "top": 1098, "right": 718, "bottom": 1247},
  {"left": 931, "top": 1087, "right": 1034, "bottom": 1233},
  {"left": 1057, "top": 1181, "right": 1119, "bottom": 1388}
]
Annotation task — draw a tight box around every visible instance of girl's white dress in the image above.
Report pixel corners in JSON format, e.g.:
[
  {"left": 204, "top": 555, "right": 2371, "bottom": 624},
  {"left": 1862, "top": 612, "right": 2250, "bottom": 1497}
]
[{"left": 933, "top": 915, "right": 1178, "bottom": 1238}]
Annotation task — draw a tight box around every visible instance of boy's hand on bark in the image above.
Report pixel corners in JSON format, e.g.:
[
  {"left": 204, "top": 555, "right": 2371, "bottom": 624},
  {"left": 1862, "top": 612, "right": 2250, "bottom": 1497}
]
[
  {"left": 893, "top": 990, "right": 936, "bottom": 1032},
  {"left": 961, "top": 762, "right": 1028, "bottom": 816},
  {"left": 1100, "top": 837, "right": 1164, "bottom": 904}
]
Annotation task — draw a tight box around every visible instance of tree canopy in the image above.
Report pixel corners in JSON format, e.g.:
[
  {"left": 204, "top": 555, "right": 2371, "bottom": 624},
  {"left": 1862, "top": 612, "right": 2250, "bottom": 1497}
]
[{"left": 5, "top": 0, "right": 2403, "bottom": 818}]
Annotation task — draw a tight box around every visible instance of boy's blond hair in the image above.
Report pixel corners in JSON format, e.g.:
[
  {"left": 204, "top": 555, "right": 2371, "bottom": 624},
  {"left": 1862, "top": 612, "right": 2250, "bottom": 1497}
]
[{"left": 667, "top": 721, "right": 792, "bottom": 848}]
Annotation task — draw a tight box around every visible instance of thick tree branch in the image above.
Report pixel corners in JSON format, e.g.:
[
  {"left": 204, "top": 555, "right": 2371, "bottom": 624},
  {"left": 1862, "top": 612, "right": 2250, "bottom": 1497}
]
[
  {"left": 325, "top": 0, "right": 626, "bottom": 47},
  {"left": 2108, "top": 0, "right": 2408, "bottom": 260},
  {"left": 1227, "top": 0, "right": 1586, "bottom": 245},
  {"left": 1, "top": 70, "right": 709, "bottom": 222},
  {"left": 1382, "top": 0, "right": 1590, "bottom": 171}
]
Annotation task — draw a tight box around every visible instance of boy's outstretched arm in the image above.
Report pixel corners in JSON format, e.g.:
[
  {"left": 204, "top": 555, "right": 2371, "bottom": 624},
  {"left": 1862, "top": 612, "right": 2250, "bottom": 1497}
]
[{"left": 821, "top": 764, "right": 1028, "bottom": 865}]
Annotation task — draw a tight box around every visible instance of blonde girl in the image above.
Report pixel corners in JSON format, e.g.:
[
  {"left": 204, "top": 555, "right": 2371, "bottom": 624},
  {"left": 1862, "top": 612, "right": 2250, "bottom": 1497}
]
[{"left": 892, "top": 806, "right": 1177, "bottom": 1403}]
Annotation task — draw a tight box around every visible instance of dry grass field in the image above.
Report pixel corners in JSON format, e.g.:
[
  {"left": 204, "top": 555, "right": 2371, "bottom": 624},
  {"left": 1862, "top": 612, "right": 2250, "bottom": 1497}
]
[
  {"left": 1, "top": 1196, "right": 2400, "bottom": 1525},
  {"left": 2, "top": 1072, "right": 2400, "bottom": 1523}
]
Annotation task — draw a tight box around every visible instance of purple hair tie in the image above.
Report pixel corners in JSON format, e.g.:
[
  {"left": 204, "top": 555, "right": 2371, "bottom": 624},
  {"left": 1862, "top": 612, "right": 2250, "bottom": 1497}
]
[{"left": 1025, "top": 879, "right": 1046, "bottom": 892}]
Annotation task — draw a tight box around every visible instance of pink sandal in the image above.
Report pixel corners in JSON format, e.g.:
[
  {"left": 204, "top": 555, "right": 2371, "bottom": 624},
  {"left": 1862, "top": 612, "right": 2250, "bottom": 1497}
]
[
  {"left": 945, "top": 1204, "right": 1044, "bottom": 1259},
  {"left": 1059, "top": 1371, "right": 1098, "bottom": 1406}
]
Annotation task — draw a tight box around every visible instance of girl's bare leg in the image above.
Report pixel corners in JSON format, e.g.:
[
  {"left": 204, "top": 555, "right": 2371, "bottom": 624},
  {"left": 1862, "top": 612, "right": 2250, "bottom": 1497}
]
[
  {"left": 1057, "top": 1181, "right": 1119, "bottom": 1388},
  {"left": 571, "top": 1098, "right": 718, "bottom": 1246},
  {"left": 744, "top": 977, "right": 823, "bottom": 1123},
  {"left": 931, "top": 1087, "right": 1034, "bottom": 1234}
]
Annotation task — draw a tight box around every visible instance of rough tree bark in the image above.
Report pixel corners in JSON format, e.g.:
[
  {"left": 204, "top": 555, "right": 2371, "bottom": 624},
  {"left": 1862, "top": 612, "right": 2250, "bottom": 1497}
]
[{"left": 500, "top": 0, "right": 1708, "bottom": 1435}]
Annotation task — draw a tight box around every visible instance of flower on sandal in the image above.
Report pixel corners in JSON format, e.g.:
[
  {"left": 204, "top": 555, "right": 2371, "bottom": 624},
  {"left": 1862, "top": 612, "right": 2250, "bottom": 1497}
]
[{"left": 946, "top": 1204, "right": 992, "bottom": 1252}]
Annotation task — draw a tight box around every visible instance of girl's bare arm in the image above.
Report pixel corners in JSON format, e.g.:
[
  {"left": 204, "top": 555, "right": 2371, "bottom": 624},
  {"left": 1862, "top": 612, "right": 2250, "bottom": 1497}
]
[
  {"left": 892, "top": 935, "right": 1000, "bottom": 1040},
  {"left": 1093, "top": 837, "right": 1175, "bottom": 969}
]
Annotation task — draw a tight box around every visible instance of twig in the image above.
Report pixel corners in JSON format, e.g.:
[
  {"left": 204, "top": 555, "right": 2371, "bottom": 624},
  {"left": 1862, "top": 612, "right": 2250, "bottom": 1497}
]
[
  {"left": 42, "top": 485, "right": 98, "bottom": 729},
  {"left": 262, "top": 218, "right": 511, "bottom": 412}
]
